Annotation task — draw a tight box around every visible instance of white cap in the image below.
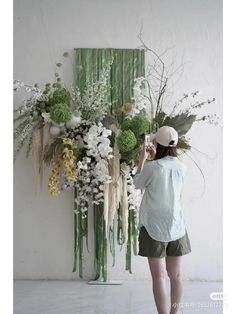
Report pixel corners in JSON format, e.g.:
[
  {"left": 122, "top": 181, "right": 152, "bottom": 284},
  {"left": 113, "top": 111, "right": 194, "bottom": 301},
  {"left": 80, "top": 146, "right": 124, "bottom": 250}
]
[{"left": 155, "top": 126, "right": 178, "bottom": 147}]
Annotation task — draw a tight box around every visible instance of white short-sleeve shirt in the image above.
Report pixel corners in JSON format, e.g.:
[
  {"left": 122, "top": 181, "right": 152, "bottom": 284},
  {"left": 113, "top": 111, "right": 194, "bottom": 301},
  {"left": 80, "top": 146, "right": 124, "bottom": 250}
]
[{"left": 133, "top": 156, "right": 187, "bottom": 242}]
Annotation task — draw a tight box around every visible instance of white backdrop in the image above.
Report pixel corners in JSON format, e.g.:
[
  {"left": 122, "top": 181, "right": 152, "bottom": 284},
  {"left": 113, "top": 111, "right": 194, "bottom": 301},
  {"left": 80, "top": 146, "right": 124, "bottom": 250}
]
[{"left": 14, "top": 0, "right": 222, "bottom": 280}]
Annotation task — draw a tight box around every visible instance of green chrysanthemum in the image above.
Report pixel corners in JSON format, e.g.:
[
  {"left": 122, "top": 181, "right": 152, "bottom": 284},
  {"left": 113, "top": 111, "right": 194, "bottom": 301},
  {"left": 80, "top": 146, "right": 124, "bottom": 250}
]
[
  {"left": 50, "top": 103, "right": 72, "bottom": 124},
  {"left": 117, "top": 130, "right": 137, "bottom": 153}
]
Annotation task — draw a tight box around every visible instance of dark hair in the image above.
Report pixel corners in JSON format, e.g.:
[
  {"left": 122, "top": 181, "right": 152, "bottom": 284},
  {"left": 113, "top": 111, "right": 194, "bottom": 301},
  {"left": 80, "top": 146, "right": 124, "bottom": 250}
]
[{"left": 154, "top": 142, "right": 178, "bottom": 160}]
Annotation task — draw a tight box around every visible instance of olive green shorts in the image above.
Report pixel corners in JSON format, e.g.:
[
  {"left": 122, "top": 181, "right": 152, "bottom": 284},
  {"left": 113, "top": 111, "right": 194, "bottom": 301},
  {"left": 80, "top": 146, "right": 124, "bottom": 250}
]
[{"left": 138, "top": 226, "right": 192, "bottom": 257}]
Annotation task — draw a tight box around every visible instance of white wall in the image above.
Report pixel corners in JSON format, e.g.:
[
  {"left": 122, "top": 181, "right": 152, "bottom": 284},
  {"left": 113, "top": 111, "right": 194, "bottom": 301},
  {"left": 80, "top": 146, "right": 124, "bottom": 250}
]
[{"left": 14, "top": 0, "right": 222, "bottom": 280}]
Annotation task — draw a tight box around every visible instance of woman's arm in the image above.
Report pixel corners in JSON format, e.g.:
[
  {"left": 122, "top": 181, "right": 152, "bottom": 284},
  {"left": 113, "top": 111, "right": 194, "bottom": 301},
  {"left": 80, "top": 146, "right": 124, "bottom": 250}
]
[
  {"left": 136, "top": 143, "right": 156, "bottom": 174},
  {"left": 133, "top": 145, "right": 155, "bottom": 189},
  {"left": 136, "top": 144, "right": 148, "bottom": 174}
]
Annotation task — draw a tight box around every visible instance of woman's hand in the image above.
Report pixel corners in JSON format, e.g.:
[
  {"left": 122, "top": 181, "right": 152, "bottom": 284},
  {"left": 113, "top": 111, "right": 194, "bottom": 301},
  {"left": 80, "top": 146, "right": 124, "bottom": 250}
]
[
  {"left": 140, "top": 144, "right": 149, "bottom": 162},
  {"left": 137, "top": 143, "right": 157, "bottom": 175},
  {"left": 148, "top": 143, "right": 156, "bottom": 159}
]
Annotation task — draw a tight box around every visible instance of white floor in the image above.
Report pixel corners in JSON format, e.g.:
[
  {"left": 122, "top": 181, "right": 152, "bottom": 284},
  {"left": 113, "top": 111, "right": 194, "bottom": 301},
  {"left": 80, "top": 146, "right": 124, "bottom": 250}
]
[{"left": 14, "top": 280, "right": 223, "bottom": 314}]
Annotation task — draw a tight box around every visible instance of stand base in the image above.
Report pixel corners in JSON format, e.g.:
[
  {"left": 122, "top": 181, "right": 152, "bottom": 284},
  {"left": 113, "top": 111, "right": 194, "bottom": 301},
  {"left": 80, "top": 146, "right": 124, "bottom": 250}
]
[{"left": 87, "top": 280, "right": 123, "bottom": 285}]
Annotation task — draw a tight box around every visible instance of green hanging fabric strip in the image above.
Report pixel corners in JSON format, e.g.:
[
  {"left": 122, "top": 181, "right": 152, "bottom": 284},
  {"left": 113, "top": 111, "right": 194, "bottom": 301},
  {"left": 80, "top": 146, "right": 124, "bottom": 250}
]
[
  {"left": 102, "top": 204, "right": 107, "bottom": 281},
  {"left": 131, "top": 209, "right": 138, "bottom": 256},
  {"left": 96, "top": 204, "right": 103, "bottom": 280},
  {"left": 93, "top": 203, "right": 107, "bottom": 281},
  {"left": 72, "top": 187, "right": 86, "bottom": 278},
  {"left": 72, "top": 188, "right": 79, "bottom": 272},
  {"left": 94, "top": 204, "right": 100, "bottom": 280},
  {"left": 125, "top": 209, "right": 132, "bottom": 273},
  {"left": 117, "top": 201, "right": 124, "bottom": 245},
  {"left": 84, "top": 212, "right": 89, "bottom": 253},
  {"left": 98, "top": 204, "right": 103, "bottom": 280},
  {"left": 78, "top": 207, "right": 83, "bottom": 278},
  {"left": 109, "top": 220, "right": 116, "bottom": 267}
]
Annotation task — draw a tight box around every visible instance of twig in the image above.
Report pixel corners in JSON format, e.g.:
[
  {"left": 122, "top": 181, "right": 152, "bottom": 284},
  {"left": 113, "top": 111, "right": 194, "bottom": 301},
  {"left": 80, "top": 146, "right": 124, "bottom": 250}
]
[{"left": 185, "top": 151, "right": 206, "bottom": 197}]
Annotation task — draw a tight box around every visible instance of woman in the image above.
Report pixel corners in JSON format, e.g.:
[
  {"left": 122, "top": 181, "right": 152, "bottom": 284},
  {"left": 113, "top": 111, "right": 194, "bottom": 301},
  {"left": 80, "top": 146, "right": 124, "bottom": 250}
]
[{"left": 133, "top": 126, "right": 191, "bottom": 314}]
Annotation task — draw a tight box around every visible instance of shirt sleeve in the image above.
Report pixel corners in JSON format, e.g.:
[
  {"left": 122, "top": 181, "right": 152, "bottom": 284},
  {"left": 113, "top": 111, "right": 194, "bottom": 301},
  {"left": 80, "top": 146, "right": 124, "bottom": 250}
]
[
  {"left": 182, "top": 164, "right": 187, "bottom": 178},
  {"left": 133, "top": 163, "right": 154, "bottom": 190}
]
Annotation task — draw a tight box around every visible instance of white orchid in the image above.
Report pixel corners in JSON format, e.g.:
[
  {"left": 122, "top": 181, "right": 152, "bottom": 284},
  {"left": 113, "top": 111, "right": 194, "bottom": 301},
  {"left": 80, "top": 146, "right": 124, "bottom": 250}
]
[
  {"left": 83, "top": 122, "right": 113, "bottom": 160},
  {"left": 66, "top": 114, "right": 81, "bottom": 129},
  {"left": 42, "top": 112, "right": 51, "bottom": 123},
  {"left": 127, "top": 77, "right": 148, "bottom": 119},
  {"left": 121, "top": 162, "right": 142, "bottom": 211}
]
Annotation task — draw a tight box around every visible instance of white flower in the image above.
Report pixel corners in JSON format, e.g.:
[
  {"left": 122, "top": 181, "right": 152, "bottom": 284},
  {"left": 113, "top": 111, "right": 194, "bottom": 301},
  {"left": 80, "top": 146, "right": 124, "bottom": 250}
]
[
  {"left": 121, "top": 162, "right": 143, "bottom": 211},
  {"left": 127, "top": 77, "right": 148, "bottom": 119},
  {"left": 66, "top": 114, "right": 81, "bottom": 129},
  {"left": 13, "top": 80, "right": 24, "bottom": 91},
  {"left": 84, "top": 123, "right": 113, "bottom": 160},
  {"left": 42, "top": 112, "right": 51, "bottom": 123}
]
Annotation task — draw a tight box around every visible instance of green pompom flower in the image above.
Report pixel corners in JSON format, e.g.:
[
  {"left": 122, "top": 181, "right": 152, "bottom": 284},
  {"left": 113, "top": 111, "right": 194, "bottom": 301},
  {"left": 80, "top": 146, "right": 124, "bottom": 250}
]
[
  {"left": 121, "top": 119, "right": 133, "bottom": 131},
  {"left": 122, "top": 145, "right": 142, "bottom": 163},
  {"left": 63, "top": 52, "right": 69, "bottom": 58},
  {"left": 129, "top": 115, "right": 151, "bottom": 136},
  {"left": 50, "top": 103, "right": 72, "bottom": 124},
  {"left": 117, "top": 130, "right": 137, "bottom": 153},
  {"left": 52, "top": 88, "right": 71, "bottom": 105}
]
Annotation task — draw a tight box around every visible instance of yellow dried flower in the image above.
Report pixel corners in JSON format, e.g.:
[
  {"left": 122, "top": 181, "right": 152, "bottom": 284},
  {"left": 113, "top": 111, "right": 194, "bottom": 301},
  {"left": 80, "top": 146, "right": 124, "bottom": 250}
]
[
  {"left": 61, "top": 145, "right": 78, "bottom": 183},
  {"left": 48, "top": 159, "right": 61, "bottom": 196},
  {"left": 62, "top": 138, "right": 77, "bottom": 148}
]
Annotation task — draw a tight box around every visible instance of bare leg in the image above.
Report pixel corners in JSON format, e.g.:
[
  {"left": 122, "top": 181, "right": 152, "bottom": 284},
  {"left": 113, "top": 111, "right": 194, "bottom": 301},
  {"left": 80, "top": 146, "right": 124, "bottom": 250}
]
[
  {"left": 166, "top": 256, "right": 183, "bottom": 314},
  {"left": 148, "top": 257, "right": 168, "bottom": 314}
]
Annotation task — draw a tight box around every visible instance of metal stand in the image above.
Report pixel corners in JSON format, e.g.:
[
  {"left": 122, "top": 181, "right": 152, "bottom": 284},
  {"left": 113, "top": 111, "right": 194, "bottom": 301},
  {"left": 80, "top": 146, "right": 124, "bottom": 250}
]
[{"left": 87, "top": 279, "right": 123, "bottom": 285}]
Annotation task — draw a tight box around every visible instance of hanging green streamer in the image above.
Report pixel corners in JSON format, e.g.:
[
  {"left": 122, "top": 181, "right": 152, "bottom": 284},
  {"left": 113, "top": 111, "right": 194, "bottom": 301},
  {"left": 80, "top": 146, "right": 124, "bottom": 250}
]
[
  {"left": 93, "top": 203, "right": 108, "bottom": 281},
  {"left": 117, "top": 201, "right": 125, "bottom": 245},
  {"left": 131, "top": 209, "right": 138, "bottom": 256},
  {"left": 72, "top": 188, "right": 78, "bottom": 272},
  {"left": 125, "top": 209, "right": 132, "bottom": 273},
  {"left": 78, "top": 208, "right": 83, "bottom": 278},
  {"left": 109, "top": 220, "right": 116, "bottom": 267},
  {"left": 72, "top": 187, "right": 89, "bottom": 278}
]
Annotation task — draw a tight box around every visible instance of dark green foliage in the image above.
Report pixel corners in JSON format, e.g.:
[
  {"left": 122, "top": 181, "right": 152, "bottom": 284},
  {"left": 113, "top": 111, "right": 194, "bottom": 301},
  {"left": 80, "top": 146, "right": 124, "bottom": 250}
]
[
  {"left": 101, "top": 115, "right": 119, "bottom": 129},
  {"left": 154, "top": 110, "right": 167, "bottom": 127},
  {"left": 43, "top": 138, "right": 64, "bottom": 166},
  {"left": 163, "top": 113, "right": 197, "bottom": 136},
  {"left": 155, "top": 112, "right": 197, "bottom": 137}
]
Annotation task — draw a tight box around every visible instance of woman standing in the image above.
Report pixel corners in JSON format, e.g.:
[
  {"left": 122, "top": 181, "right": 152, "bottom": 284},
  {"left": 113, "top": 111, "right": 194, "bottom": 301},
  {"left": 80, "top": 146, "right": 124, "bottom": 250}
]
[{"left": 133, "top": 126, "right": 191, "bottom": 314}]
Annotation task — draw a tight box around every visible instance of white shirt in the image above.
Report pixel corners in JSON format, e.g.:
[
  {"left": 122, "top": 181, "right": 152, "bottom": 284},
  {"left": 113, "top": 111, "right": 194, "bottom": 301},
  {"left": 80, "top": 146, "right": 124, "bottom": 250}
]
[{"left": 133, "top": 156, "right": 187, "bottom": 242}]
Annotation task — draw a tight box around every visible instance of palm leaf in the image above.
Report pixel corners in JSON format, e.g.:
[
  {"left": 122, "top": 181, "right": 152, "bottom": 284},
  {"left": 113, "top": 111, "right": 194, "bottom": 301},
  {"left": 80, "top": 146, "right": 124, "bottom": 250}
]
[
  {"left": 177, "top": 136, "right": 191, "bottom": 150},
  {"left": 154, "top": 110, "right": 167, "bottom": 127},
  {"left": 163, "top": 113, "right": 197, "bottom": 136}
]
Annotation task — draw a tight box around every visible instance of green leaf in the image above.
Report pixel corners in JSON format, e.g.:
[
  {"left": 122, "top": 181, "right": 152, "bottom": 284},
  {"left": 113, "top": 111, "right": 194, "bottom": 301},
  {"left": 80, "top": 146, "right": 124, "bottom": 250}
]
[
  {"left": 43, "top": 138, "right": 64, "bottom": 166},
  {"left": 163, "top": 113, "right": 197, "bottom": 136},
  {"left": 155, "top": 110, "right": 167, "bottom": 127},
  {"left": 177, "top": 136, "right": 191, "bottom": 150},
  {"left": 101, "top": 115, "right": 118, "bottom": 129}
]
